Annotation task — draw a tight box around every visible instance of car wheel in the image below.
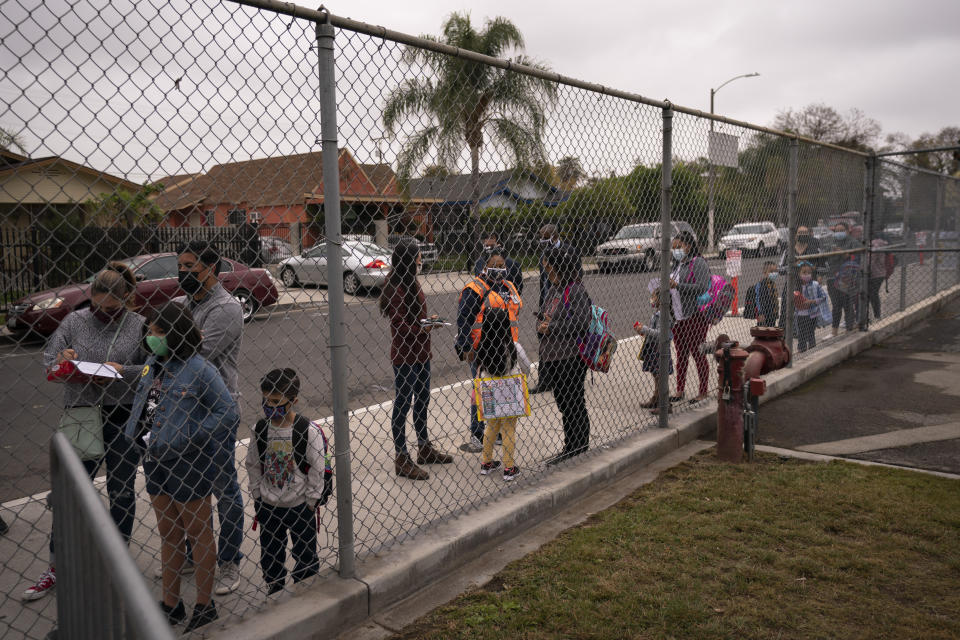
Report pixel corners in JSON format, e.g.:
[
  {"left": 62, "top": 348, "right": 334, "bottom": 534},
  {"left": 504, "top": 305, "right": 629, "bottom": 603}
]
[
  {"left": 233, "top": 289, "right": 258, "bottom": 323},
  {"left": 343, "top": 272, "right": 361, "bottom": 296},
  {"left": 641, "top": 251, "right": 655, "bottom": 272},
  {"left": 280, "top": 267, "right": 299, "bottom": 288}
]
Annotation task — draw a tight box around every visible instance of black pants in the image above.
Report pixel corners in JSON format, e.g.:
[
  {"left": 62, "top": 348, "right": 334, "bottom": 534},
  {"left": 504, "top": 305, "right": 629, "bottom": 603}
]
[
  {"left": 796, "top": 315, "right": 818, "bottom": 353},
  {"left": 867, "top": 277, "right": 884, "bottom": 319},
  {"left": 50, "top": 406, "right": 139, "bottom": 562},
  {"left": 257, "top": 502, "right": 319, "bottom": 589},
  {"left": 545, "top": 357, "right": 590, "bottom": 455},
  {"left": 828, "top": 283, "right": 856, "bottom": 330}
]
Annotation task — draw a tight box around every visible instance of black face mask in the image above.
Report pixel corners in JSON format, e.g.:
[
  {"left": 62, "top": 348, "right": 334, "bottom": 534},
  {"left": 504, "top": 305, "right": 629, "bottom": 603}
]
[{"left": 178, "top": 270, "right": 204, "bottom": 295}]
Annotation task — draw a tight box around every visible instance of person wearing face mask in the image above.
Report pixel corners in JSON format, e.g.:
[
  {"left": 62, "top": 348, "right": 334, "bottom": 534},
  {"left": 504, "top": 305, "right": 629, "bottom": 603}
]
[
  {"left": 776, "top": 226, "right": 823, "bottom": 329},
  {"left": 668, "top": 231, "right": 711, "bottom": 403},
  {"left": 246, "top": 368, "right": 332, "bottom": 595},
  {"left": 794, "top": 261, "right": 828, "bottom": 352},
  {"left": 23, "top": 263, "right": 147, "bottom": 603},
  {"left": 824, "top": 221, "right": 861, "bottom": 336},
  {"left": 125, "top": 302, "right": 238, "bottom": 631},
  {"left": 473, "top": 231, "right": 524, "bottom": 296},
  {"left": 171, "top": 240, "right": 245, "bottom": 594},
  {"left": 745, "top": 261, "right": 780, "bottom": 327},
  {"left": 456, "top": 250, "right": 523, "bottom": 452},
  {"left": 532, "top": 224, "right": 581, "bottom": 394}
]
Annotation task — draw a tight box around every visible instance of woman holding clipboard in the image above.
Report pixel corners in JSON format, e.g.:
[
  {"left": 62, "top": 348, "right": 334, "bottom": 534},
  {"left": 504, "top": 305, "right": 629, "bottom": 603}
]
[
  {"left": 379, "top": 238, "right": 453, "bottom": 480},
  {"left": 24, "top": 263, "right": 146, "bottom": 601}
]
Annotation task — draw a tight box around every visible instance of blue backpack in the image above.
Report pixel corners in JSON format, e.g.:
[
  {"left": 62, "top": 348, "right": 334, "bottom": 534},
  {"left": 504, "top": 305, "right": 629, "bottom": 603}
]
[
  {"left": 563, "top": 286, "right": 617, "bottom": 373},
  {"left": 833, "top": 258, "right": 861, "bottom": 295}
]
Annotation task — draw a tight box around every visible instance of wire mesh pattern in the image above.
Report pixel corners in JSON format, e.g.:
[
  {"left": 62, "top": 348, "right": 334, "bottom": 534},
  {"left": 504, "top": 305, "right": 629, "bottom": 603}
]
[{"left": 1, "top": 1, "right": 959, "bottom": 638}]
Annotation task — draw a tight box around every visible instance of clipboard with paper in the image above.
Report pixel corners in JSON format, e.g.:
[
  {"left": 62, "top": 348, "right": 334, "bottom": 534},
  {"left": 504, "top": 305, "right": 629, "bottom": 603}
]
[{"left": 473, "top": 373, "right": 531, "bottom": 421}]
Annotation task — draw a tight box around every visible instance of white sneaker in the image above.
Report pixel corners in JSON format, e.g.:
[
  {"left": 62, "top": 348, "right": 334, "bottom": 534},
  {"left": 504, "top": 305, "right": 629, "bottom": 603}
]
[
  {"left": 215, "top": 562, "right": 240, "bottom": 595},
  {"left": 22, "top": 567, "right": 56, "bottom": 601},
  {"left": 459, "top": 435, "right": 483, "bottom": 453}
]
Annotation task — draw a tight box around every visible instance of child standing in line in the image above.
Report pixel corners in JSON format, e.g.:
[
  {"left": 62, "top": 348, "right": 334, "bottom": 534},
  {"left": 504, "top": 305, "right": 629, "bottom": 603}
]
[
  {"left": 246, "top": 368, "right": 332, "bottom": 595},
  {"left": 475, "top": 307, "right": 523, "bottom": 481},
  {"left": 795, "top": 262, "right": 828, "bottom": 353},
  {"left": 746, "top": 261, "right": 781, "bottom": 326},
  {"left": 636, "top": 282, "right": 674, "bottom": 414}
]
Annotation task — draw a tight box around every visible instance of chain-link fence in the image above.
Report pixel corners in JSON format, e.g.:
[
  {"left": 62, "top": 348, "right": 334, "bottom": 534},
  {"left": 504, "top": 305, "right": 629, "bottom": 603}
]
[{"left": 2, "top": 1, "right": 959, "bottom": 637}]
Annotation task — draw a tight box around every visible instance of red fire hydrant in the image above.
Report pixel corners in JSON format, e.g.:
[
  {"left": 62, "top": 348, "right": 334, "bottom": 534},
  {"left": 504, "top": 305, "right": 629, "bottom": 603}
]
[{"left": 713, "top": 326, "right": 791, "bottom": 462}]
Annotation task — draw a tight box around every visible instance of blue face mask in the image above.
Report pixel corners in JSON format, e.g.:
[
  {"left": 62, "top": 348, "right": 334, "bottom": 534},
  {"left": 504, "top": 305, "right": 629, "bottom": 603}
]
[
  {"left": 671, "top": 248, "right": 686, "bottom": 261},
  {"left": 834, "top": 231, "right": 847, "bottom": 241},
  {"left": 768, "top": 272, "right": 779, "bottom": 281},
  {"left": 262, "top": 400, "right": 291, "bottom": 421}
]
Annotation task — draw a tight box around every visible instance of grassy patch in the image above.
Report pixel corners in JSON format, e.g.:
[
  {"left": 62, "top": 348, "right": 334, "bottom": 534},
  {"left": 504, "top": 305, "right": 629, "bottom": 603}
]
[{"left": 393, "top": 452, "right": 960, "bottom": 640}]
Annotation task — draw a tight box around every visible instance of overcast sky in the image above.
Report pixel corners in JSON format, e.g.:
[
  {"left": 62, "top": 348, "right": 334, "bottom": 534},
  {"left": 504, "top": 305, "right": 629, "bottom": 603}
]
[
  {"left": 2, "top": 0, "right": 957, "bottom": 181},
  {"left": 341, "top": 0, "right": 958, "bottom": 139}
]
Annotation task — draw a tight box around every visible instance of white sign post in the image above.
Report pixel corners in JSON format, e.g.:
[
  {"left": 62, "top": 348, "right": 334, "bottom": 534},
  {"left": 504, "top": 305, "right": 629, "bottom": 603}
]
[{"left": 725, "top": 249, "right": 742, "bottom": 315}]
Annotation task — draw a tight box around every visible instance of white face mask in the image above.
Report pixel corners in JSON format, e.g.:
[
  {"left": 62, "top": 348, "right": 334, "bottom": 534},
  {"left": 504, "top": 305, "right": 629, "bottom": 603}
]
[{"left": 671, "top": 248, "right": 686, "bottom": 261}]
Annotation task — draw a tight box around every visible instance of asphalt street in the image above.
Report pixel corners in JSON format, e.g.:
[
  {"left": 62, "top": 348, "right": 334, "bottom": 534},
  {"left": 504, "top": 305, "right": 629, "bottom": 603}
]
[{"left": 0, "top": 253, "right": 823, "bottom": 502}]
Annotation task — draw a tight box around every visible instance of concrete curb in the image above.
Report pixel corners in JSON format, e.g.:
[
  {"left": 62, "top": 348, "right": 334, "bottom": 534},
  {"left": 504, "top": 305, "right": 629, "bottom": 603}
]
[{"left": 211, "top": 283, "right": 960, "bottom": 640}]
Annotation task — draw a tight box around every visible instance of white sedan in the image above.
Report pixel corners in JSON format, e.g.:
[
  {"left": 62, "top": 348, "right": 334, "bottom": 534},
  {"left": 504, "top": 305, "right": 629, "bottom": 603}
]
[
  {"left": 278, "top": 240, "right": 391, "bottom": 295},
  {"left": 718, "top": 221, "right": 780, "bottom": 258}
]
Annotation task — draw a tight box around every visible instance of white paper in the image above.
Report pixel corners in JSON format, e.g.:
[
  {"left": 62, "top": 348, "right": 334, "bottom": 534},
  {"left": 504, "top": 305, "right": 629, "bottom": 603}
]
[{"left": 70, "top": 360, "right": 123, "bottom": 379}]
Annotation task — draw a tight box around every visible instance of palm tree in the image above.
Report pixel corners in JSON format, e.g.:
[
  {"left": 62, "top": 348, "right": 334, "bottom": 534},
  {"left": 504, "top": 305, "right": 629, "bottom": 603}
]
[
  {"left": 383, "top": 12, "right": 557, "bottom": 246},
  {"left": 556, "top": 155, "right": 585, "bottom": 190}
]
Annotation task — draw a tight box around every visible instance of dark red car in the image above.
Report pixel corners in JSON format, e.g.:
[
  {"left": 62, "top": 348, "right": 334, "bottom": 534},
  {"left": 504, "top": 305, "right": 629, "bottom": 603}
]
[{"left": 6, "top": 253, "right": 279, "bottom": 336}]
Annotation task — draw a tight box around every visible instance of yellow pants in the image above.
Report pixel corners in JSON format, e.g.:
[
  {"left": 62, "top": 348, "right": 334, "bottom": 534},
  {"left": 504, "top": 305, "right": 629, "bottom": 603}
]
[{"left": 482, "top": 416, "right": 518, "bottom": 468}]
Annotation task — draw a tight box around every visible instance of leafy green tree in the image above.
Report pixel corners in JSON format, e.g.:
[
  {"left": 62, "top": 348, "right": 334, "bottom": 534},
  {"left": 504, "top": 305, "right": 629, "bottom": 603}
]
[
  {"left": 85, "top": 182, "right": 165, "bottom": 227},
  {"left": 556, "top": 156, "right": 585, "bottom": 190},
  {"left": 554, "top": 178, "right": 632, "bottom": 254},
  {"left": 382, "top": 12, "right": 558, "bottom": 243}
]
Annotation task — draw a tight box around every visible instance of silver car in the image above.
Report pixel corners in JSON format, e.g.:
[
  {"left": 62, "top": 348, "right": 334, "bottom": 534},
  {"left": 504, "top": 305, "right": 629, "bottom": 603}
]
[
  {"left": 278, "top": 239, "right": 391, "bottom": 295},
  {"left": 595, "top": 221, "right": 696, "bottom": 273}
]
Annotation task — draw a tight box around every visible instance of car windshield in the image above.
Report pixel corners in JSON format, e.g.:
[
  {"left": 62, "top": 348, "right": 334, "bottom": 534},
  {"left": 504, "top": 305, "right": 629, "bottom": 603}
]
[
  {"left": 729, "top": 224, "right": 765, "bottom": 235},
  {"left": 614, "top": 225, "right": 655, "bottom": 240}
]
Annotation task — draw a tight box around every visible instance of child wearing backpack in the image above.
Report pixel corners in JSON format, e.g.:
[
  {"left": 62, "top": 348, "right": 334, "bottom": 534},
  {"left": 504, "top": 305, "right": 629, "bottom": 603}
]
[
  {"left": 794, "top": 262, "right": 828, "bottom": 353},
  {"left": 743, "top": 261, "right": 780, "bottom": 326},
  {"left": 475, "top": 307, "right": 525, "bottom": 480},
  {"left": 635, "top": 281, "right": 676, "bottom": 413},
  {"left": 246, "top": 368, "right": 332, "bottom": 595}
]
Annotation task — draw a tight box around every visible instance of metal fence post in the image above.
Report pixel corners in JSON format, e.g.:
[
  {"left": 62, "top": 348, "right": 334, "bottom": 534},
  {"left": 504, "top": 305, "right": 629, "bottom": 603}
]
[
  {"left": 900, "top": 172, "right": 911, "bottom": 311},
  {"left": 932, "top": 176, "right": 943, "bottom": 295},
  {"left": 316, "top": 17, "right": 356, "bottom": 579},
  {"left": 657, "top": 106, "right": 673, "bottom": 428},
  {"left": 860, "top": 154, "right": 877, "bottom": 330},
  {"left": 784, "top": 139, "right": 798, "bottom": 364}
]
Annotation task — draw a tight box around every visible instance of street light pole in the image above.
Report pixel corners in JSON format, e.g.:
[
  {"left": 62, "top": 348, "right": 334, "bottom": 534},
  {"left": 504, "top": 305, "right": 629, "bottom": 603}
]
[{"left": 707, "top": 72, "right": 760, "bottom": 254}]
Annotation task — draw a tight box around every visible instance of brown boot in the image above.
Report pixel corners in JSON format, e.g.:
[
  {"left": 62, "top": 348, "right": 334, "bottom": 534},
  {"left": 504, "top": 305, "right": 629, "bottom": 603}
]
[
  {"left": 395, "top": 453, "right": 429, "bottom": 480},
  {"left": 417, "top": 442, "right": 454, "bottom": 465}
]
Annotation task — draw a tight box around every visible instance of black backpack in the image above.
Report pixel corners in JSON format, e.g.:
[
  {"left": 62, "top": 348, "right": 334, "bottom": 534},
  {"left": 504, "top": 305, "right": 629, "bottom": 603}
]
[
  {"left": 742, "top": 282, "right": 759, "bottom": 319},
  {"left": 255, "top": 415, "right": 333, "bottom": 505}
]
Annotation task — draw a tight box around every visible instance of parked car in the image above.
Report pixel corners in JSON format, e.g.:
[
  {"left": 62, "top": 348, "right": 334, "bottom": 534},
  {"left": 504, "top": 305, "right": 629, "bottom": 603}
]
[
  {"left": 811, "top": 225, "right": 834, "bottom": 252},
  {"left": 279, "top": 239, "right": 391, "bottom": 294},
  {"left": 260, "top": 235, "right": 294, "bottom": 264},
  {"left": 387, "top": 234, "right": 437, "bottom": 266},
  {"left": 595, "top": 221, "right": 697, "bottom": 273},
  {"left": 6, "top": 253, "right": 279, "bottom": 336},
  {"left": 718, "top": 221, "right": 779, "bottom": 257},
  {"left": 882, "top": 223, "right": 904, "bottom": 241}
]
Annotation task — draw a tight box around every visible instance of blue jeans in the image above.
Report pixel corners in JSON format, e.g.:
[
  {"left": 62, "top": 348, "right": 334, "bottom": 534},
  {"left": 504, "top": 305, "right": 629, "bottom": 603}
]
[
  {"left": 469, "top": 359, "right": 485, "bottom": 441},
  {"left": 185, "top": 416, "right": 244, "bottom": 566},
  {"left": 391, "top": 362, "right": 431, "bottom": 456}
]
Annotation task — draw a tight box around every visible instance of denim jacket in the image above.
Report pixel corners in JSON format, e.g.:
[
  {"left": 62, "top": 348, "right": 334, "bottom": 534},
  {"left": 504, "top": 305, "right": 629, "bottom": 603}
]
[{"left": 124, "top": 354, "right": 239, "bottom": 462}]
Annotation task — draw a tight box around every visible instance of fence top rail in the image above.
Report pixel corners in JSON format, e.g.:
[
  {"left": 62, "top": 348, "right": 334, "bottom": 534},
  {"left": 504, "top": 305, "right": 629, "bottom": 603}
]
[
  {"left": 51, "top": 433, "right": 176, "bottom": 640},
  {"left": 878, "top": 156, "right": 959, "bottom": 180},
  {"left": 225, "top": 0, "right": 869, "bottom": 158},
  {"left": 795, "top": 247, "right": 868, "bottom": 261}
]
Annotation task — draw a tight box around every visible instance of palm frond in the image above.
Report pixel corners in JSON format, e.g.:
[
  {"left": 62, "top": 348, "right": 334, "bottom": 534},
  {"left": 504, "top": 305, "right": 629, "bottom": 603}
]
[
  {"left": 479, "top": 17, "right": 524, "bottom": 57},
  {"left": 395, "top": 126, "right": 440, "bottom": 181},
  {"left": 382, "top": 78, "right": 437, "bottom": 136}
]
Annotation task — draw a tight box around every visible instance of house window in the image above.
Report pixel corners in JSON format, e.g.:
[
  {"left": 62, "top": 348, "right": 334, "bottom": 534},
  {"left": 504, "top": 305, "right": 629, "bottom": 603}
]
[
  {"left": 203, "top": 210, "right": 215, "bottom": 226},
  {"left": 228, "top": 208, "right": 246, "bottom": 225}
]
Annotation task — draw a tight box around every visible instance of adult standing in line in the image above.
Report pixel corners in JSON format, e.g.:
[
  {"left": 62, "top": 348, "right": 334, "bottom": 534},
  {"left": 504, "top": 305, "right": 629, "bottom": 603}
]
[
  {"left": 538, "top": 246, "right": 592, "bottom": 464},
  {"left": 22, "top": 263, "right": 147, "bottom": 601},
  {"left": 379, "top": 238, "right": 453, "bottom": 480},
  {"left": 669, "top": 231, "right": 711, "bottom": 403},
  {"left": 532, "top": 224, "right": 580, "bottom": 394},
  {"left": 778, "top": 226, "right": 823, "bottom": 329},
  {"left": 172, "top": 240, "right": 244, "bottom": 596},
  {"left": 127, "top": 303, "right": 238, "bottom": 631},
  {"left": 456, "top": 250, "right": 523, "bottom": 453},
  {"left": 473, "top": 231, "right": 524, "bottom": 296},
  {"left": 824, "top": 221, "right": 861, "bottom": 336}
]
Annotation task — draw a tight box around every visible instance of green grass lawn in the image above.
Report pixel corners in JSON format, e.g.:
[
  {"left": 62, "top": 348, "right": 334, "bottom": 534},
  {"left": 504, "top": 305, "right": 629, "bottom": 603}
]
[{"left": 393, "top": 451, "right": 960, "bottom": 640}]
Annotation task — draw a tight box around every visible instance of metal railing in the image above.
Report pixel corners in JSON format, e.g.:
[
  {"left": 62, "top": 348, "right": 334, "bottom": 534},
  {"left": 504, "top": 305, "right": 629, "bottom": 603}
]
[{"left": 50, "top": 433, "right": 174, "bottom": 640}]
